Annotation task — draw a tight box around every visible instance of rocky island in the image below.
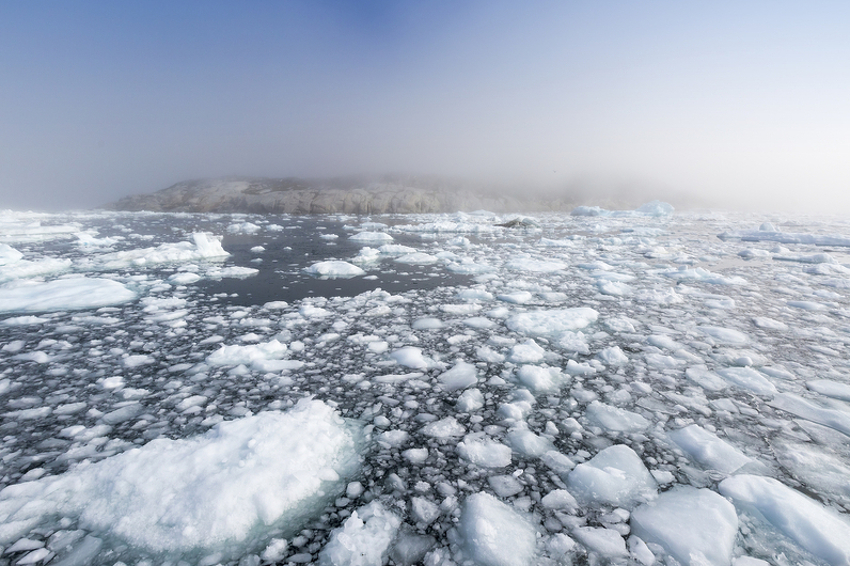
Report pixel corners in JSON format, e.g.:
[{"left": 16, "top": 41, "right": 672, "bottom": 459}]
[{"left": 104, "top": 175, "right": 589, "bottom": 214}]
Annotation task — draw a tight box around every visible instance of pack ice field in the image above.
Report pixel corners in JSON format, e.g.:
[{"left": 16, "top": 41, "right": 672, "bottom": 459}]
[{"left": 2, "top": 203, "right": 850, "bottom": 566}]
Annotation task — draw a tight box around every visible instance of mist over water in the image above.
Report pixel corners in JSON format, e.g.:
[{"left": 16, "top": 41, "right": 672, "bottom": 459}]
[{"left": 1, "top": 2, "right": 848, "bottom": 213}]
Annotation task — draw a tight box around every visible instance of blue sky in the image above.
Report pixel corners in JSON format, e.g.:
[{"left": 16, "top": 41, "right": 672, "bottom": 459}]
[{"left": 1, "top": 1, "right": 848, "bottom": 211}]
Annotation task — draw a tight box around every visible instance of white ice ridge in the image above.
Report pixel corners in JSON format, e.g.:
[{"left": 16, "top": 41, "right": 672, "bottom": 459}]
[
  {"left": 0, "top": 277, "right": 137, "bottom": 313},
  {"left": 0, "top": 399, "right": 360, "bottom": 555},
  {"left": 719, "top": 474, "right": 850, "bottom": 566}
]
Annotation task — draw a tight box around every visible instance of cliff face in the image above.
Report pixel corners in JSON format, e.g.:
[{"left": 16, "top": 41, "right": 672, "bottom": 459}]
[{"left": 104, "top": 176, "right": 579, "bottom": 214}]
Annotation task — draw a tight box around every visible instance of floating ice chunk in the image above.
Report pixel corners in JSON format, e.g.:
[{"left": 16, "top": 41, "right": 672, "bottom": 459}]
[
  {"left": 698, "top": 326, "right": 749, "bottom": 344},
  {"left": 770, "top": 393, "right": 850, "bottom": 437},
  {"left": 0, "top": 399, "right": 360, "bottom": 555},
  {"left": 586, "top": 401, "right": 649, "bottom": 432},
  {"left": 541, "top": 489, "right": 579, "bottom": 512},
  {"left": 351, "top": 247, "right": 381, "bottom": 264},
  {"left": 540, "top": 450, "right": 575, "bottom": 474},
  {"left": 668, "top": 425, "right": 754, "bottom": 474},
  {"left": 360, "top": 222, "right": 389, "bottom": 231},
  {"left": 437, "top": 361, "right": 478, "bottom": 391},
  {"left": 457, "top": 288, "right": 494, "bottom": 301},
  {"left": 421, "top": 417, "right": 466, "bottom": 439},
  {"left": 446, "top": 261, "right": 495, "bottom": 274},
  {"left": 410, "top": 497, "right": 441, "bottom": 526},
  {"left": 319, "top": 501, "right": 401, "bottom": 566},
  {"left": 457, "top": 388, "right": 485, "bottom": 412},
  {"left": 807, "top": 379, "right": 850, "bottom": 401},
  {"left": 719, "top": 474, "right": 850, "bottom": 566},
  {"left": 412, "top": 317, "right": 444, "bottom": 330},
  {"left": 597, "top": 280, "right": 633, "bottom": 296},
  {"left": 631, "top": 486, "right": 738, "bottom": 566},
  {"left": 487, "top": 474, "right": 522, "bottom": 498},
  {"left": 635, "top": 200, "right": 674, "bottom": 216},
  {"left": 457, "top": 433, "right": 512, "bottom": 468},
  {"left": 516, "top": 365, "right": 567, "bottom": 393},
  {"left": 661, "top": 267, "right": 747, "bottom": 285},
  {"left": 0, "top": 278, "right": 136, "bottom": 313},
  {"left": 168, "top": 271, "right": 202, "bottom": 285},
  {"left": 176, "top": 395, "right": 208, "bottom": 413},
  {"left": 458, "top": 492, "right": 537, "bottom": 566},
  {"left": 304, "top": 261, "right": 366, "bottom": 279},
  {"left": 717, "top": 367, "right": 776, "bottom": 396},
  {"left": 0, "top": 243, "right": 23, "bottom": 265},
  {"left": 506, "top": 308, "right": 598, "bottom": 337},
  {"left": 567, "top": 445, "right": 657, "bottom": 507},
  {"left": 774, "top": 252, "right": 837, "bottom": 264},
  {"left": 402, "top": 448, "right": 428, "bottom": 465},
  {"left": 123, "top": 354, "right": 154, "bottom": 368},
  {"left": 603, "top": 316, "right": 637, "bottom": 333},
  {"left": 505, "top": 258, "right": 567, "bottom": 272},
  {"left": 597, "top": 346, "right": 628, "bottom": 365},
  {"left": 572, "top": 527, "right": 628, "bottom": 559},
  {"left": 0, "top": 255, "right": 72, "bottom": 283},
  {"left": 207, "top": 340, "right": 288, "bottom": 368},
  {"left": 102, "top": 403, "right": 142, "bottom": 424},
  {"left": 718, "top": 229, "right": 850, "bottom": 248},
  {"left": 739, "top": 248, "right": 772, "bottom": 259},
  {"left": 647, "top": 334, "right": 681, "bottom": 350},
  {"left": 556, "top": 331, "right": 590, "bottom": 354},
  {"left": 774, "top": 441, "right": 850, "bottom": 507},
  {"left": 508, "top": 339, "right": 546, "bottom": 363},
  {"left": 507, "top": 423, "right": 554, "bottom": 457},
  {"left": 571, "top": 206, "right": 607, "bottom": 217},
  {"left": 390, "top": 347, "right": 432, "bottom": 369},
  {"left": 441, "top": 303, "right": 481, "bottom": 315},
  {"left": 350, "top": 232, "right": 394, "bottom": 243},
  {"left": 752, "top": 317, "right": 788, "bottom": 331},
  {"left": 685, "top": 366, "right": 727, "bottom": 391},
  {"left": 395, "top": 252, "right": 438, "bottom": 265},
  {"left": 99, "top": 233, "right": 229, "bottom": 269},
  {"left": 497, "top": 291, "right": 534, "bottom": 304},
  {"left": 207, "top": 265, "right": 259, "bottom": 279},
  {"left": 565, "top": 359, "right": 596, "bottom": 376},
  {"left": 787, "top": 299, "right": 828, "bottom": 311},
  {"left": 463, "top": 317, "right": 496, "bottom": 330}
]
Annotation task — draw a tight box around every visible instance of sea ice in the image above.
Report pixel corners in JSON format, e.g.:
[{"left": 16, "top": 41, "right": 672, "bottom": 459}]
[
  {"left": 0, "top": 399, "right": 360, "bottom": 556},
  {"left": 720, "top": 474, "right": 850, "bottom": 566},
  {"left": 505, "top": 307, "right": 598, "bottom": 337},
  {"left": 437, "top": 361, "right": 478, "bottom": 391},
  {"left": 0, "top": 278, "right": 136, "bottom": 313},
  {"left": 668, "top": 424, "right": 754, "bottom": 474},
  {"left": 631, "top": 486, "right": 738, "bottom": 566},
  {"left": 457, "top": 433, "right": 512, "bottom": 468},
  {"left": 319, "top": 501, "right": 401, "bottom": 566},
  {"left": 304, "top": 261, "right": 366, "bottom": 279},
  {"left": 457, "top": 492, "right": 537, "bottom": 566},
  {"left": 567, "top": 444, "right": 657, "bottom": 507}
]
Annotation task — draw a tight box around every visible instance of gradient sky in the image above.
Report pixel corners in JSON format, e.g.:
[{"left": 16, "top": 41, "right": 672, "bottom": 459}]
[{"left": 1, "top": 1, "right": 849, "bottom": 212}]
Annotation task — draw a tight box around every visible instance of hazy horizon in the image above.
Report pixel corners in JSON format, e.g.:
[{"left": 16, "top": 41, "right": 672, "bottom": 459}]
[{"left": 2, "top": 1, "right": 849, "bottom": 214}]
